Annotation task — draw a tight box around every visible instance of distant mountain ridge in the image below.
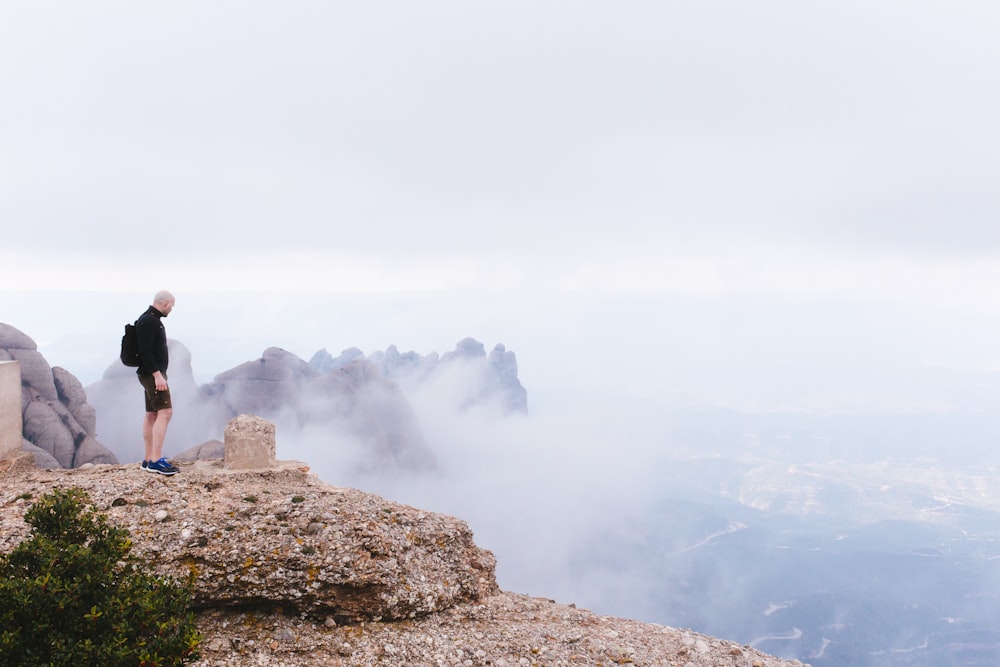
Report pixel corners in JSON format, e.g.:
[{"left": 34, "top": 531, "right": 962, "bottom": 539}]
[{"left": 310, "top": 336, "right": 527, "bottom": 414}]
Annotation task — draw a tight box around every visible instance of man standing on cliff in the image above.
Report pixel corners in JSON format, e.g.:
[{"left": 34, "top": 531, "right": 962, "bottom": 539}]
[{"left": 136, "top": 290, "right": 178, "bottom": 475}]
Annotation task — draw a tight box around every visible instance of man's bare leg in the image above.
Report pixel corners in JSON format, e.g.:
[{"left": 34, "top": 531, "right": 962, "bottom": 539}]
[
  {"left": 143, "top": 412, "right": 156, "bottom": 462},
  {"left": 143, "top": 408, "right": 172, "bottom": 462}
]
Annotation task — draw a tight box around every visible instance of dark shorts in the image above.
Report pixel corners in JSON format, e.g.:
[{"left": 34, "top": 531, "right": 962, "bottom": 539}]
[{"left": 138, "top": 373, "right": 172, "bottom": 412}]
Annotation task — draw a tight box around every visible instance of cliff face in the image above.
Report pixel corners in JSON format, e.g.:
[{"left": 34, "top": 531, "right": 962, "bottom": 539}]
[
  {"left": 0, "top": 462, "right": 806, "bottom": 667},
  {"left": 0, "top": 323, "right": 117, "bottom": 468}
]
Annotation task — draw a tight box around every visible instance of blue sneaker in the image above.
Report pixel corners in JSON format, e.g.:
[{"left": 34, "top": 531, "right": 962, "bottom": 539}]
[{"left": 145, "top": 458, "right": 178, "bottom": 476}]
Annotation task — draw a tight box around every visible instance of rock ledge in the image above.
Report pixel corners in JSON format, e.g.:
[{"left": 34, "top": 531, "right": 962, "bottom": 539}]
[{"left": 0, "top": 463, "right": 807, "bottom": 667}]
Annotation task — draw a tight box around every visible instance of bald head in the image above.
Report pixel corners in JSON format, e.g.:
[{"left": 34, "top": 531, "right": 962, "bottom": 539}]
[{"left": 152, "top": 290, "right": 175, "bottom": 317}]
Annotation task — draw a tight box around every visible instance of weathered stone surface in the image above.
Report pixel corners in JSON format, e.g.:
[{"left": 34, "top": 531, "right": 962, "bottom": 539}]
[
  {"left": 22, "top": 396, "right": 77, "bottom": 468},
  {"left": 72, "top": 435, "right": 118, "bottom": 467},
  {"left": 0, "top": 323, "right": 36, "bottom": 350},
  {"left": 0, "top": 463, "right": 798, "bottom": 667},
  {"left": 0, "top": 361, "right": 21, "bottom": 460},
  {"left": 0, "top": 463, "right": 498, "bottom": 622},
  {"left": 70, "top": 401, "right": 97, "bottom": 439},
  {"left": 52, "top": 366, "right": 97, "bottom": 435},
  {"left": 20, "top": 438, "right": 60, "bottom": 468},
  {"left": 0, "top": 450, "right": 33, "bottom": 474},
  {"left": 175, "top": 439, "right": 224, "bottom": 462},
  {"left": 488, "top": 343, "right": 528, "bottom": 413},
  {"left": 0, "top": 324, "right": 116, "bottom": 469},
  {"left": 442, "top": 336, "right": 487, "bottom": 362},
  {"left": 52, "top": 366, "right": 87, "bottom": 411},
  {"left": 210, "top": 347, "right": 318, "bottom": 415},
  {"left": 357, "top": 337, "right": 528, "bottom": 414},
  {"left": 223, "top": 414, "right": 276, "bottom": 469},
  {"left": 8, "top": 348, "right": 58, "bottom": 402}
]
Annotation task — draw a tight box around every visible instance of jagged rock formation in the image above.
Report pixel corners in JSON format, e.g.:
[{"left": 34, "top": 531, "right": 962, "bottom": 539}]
[
  {"left": 205, "top": 348, "right": 435, "bottom": 471},
  {"left": 0, "top": 462, "right": 806, "bottom": 667},
  {"left": 312, "top": 337, "right": 529, "bottom": 415},
  {"left": 0, "top": 323, "right": 117, "bottom": 468},
  {"left": 209, "top": 347, "right": 318, "bottom": 417},
  {"left": 10, "top": 327, "right": 525, "bottom": 471},
  {"left": 87, "top": 337, "right": 528, "bottom": 473},
  {"left": 87, "top": 342, "right": 436, "bottom": 472}
]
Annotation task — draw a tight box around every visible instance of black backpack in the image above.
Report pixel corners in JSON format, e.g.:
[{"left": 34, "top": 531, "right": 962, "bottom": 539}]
[{"left": 120, "top": 322, "right": 139, "bottom": 367}]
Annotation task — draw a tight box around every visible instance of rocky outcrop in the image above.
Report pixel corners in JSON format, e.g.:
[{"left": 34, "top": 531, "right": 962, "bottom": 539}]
[
  {"left": 0, "top": 461, "right": 495, "bottom": 622},
  {"left": 315, "top": 337, "right": 529, "bottom": 414},
  {"left": 0, "top": 463, "right": 804, "bottom": 667},
  {"left": 85, "top": 336, "right": 525, "bottom": 471},
  {"left": 0, "top": 323, "right": 117, "bottom": 468},
  {"left": 88, "top": 342, "right": 437, "bottom": 473},
  {"left": 209, "top": 347, "right": 319, "bottom": 417}
]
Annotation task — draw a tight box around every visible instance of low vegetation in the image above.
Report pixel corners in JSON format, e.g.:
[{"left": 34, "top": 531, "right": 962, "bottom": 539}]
[{"left": 0, "top": 488, "right": 201, "bottom": 667}]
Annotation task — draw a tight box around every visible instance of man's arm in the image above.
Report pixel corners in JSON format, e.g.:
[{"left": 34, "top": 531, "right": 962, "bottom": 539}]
[{"left": 134, "top": 315, "right": 166, "bottom": 389}]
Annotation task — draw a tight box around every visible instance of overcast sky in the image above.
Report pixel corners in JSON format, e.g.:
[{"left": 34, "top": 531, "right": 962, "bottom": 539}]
[{"left": 3, "top": 2, "right": 1000, "bottom": 412}]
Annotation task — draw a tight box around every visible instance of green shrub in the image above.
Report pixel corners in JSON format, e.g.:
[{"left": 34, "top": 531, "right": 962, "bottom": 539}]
[{"left": 0, "top": 488, "right": 201, "bottom": 667}]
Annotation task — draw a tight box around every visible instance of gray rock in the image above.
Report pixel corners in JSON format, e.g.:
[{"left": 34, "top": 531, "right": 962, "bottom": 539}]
[
  {"left": 309, "top": 347, "right": 364, "bottom": 373},
  {"left": 306, "top": 360, "right": 436, "bottom": 471},
  {"left": 340, "top": 339, "right": 528, "bottom": 415},
  {"left": 309, "top": 348, "right": 336, "bottom": 372},
  {"left": 22, "top": 397, "right": 76, "bottom": 468},
  {"left": 0, "top": 323, "right": 37, "bottom": 350},
  {"left": 0, "top": 464, "right": 499, "bottom": 622},
  {"left": 88, "top": 336, "right": 525, "bottom": 471},
  {"left": 7, "top": 348, "right": 58, "bottom": 402},
  {"left": 53, "top": 367, "right": 98, "bottom": 434},
  {"left": 487, "top": 344, "right": 528, "bottom": 413},
  {"left": 0, "top": 464, "right": 792, "bottom": 667},
  {"left": 442, "top": 337, "right": 487, "bottom": 362},
  {"left": 209, "top": 347, "right": 318, "bottom": 416},
  {"left": 20, "top": 438, "right": 60, "bottom": 468},
  {"left": 174, "top": 439, "right": 225, "bottom": 462},
  {"left": 73, "top": 435, "right": 119, "bottom": 467},
  {"left": 52, "top": 366, "right": 88, "bottom": 411},
  {"left": 70, "top": 402, "right": 97, "bottom": 438},
  {"left": 2, "top": 323, "right": 117, "bottom": 469}
]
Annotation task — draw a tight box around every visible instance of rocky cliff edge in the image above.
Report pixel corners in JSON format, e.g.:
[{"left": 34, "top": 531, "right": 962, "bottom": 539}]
[{"left": 0, "top": 462, "right": 807, "bottom": 667}]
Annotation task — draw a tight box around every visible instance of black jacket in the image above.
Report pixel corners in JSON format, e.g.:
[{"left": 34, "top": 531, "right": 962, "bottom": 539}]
[{"left": 135, "top": 305, "right": 168, "bottom": 376}]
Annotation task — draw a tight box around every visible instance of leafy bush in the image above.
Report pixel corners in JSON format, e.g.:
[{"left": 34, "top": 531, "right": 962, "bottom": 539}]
[{"left": 0, "top": 488, "right": 201, "bottom": 667}]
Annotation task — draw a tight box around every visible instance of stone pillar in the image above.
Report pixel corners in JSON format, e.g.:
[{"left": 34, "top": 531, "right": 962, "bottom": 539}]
[
  {"left": 224, "top": 414, "right": 276, "bottom": 469},
  {"left": 0, "top": 361, "right": 22, "bottom": 460}
]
